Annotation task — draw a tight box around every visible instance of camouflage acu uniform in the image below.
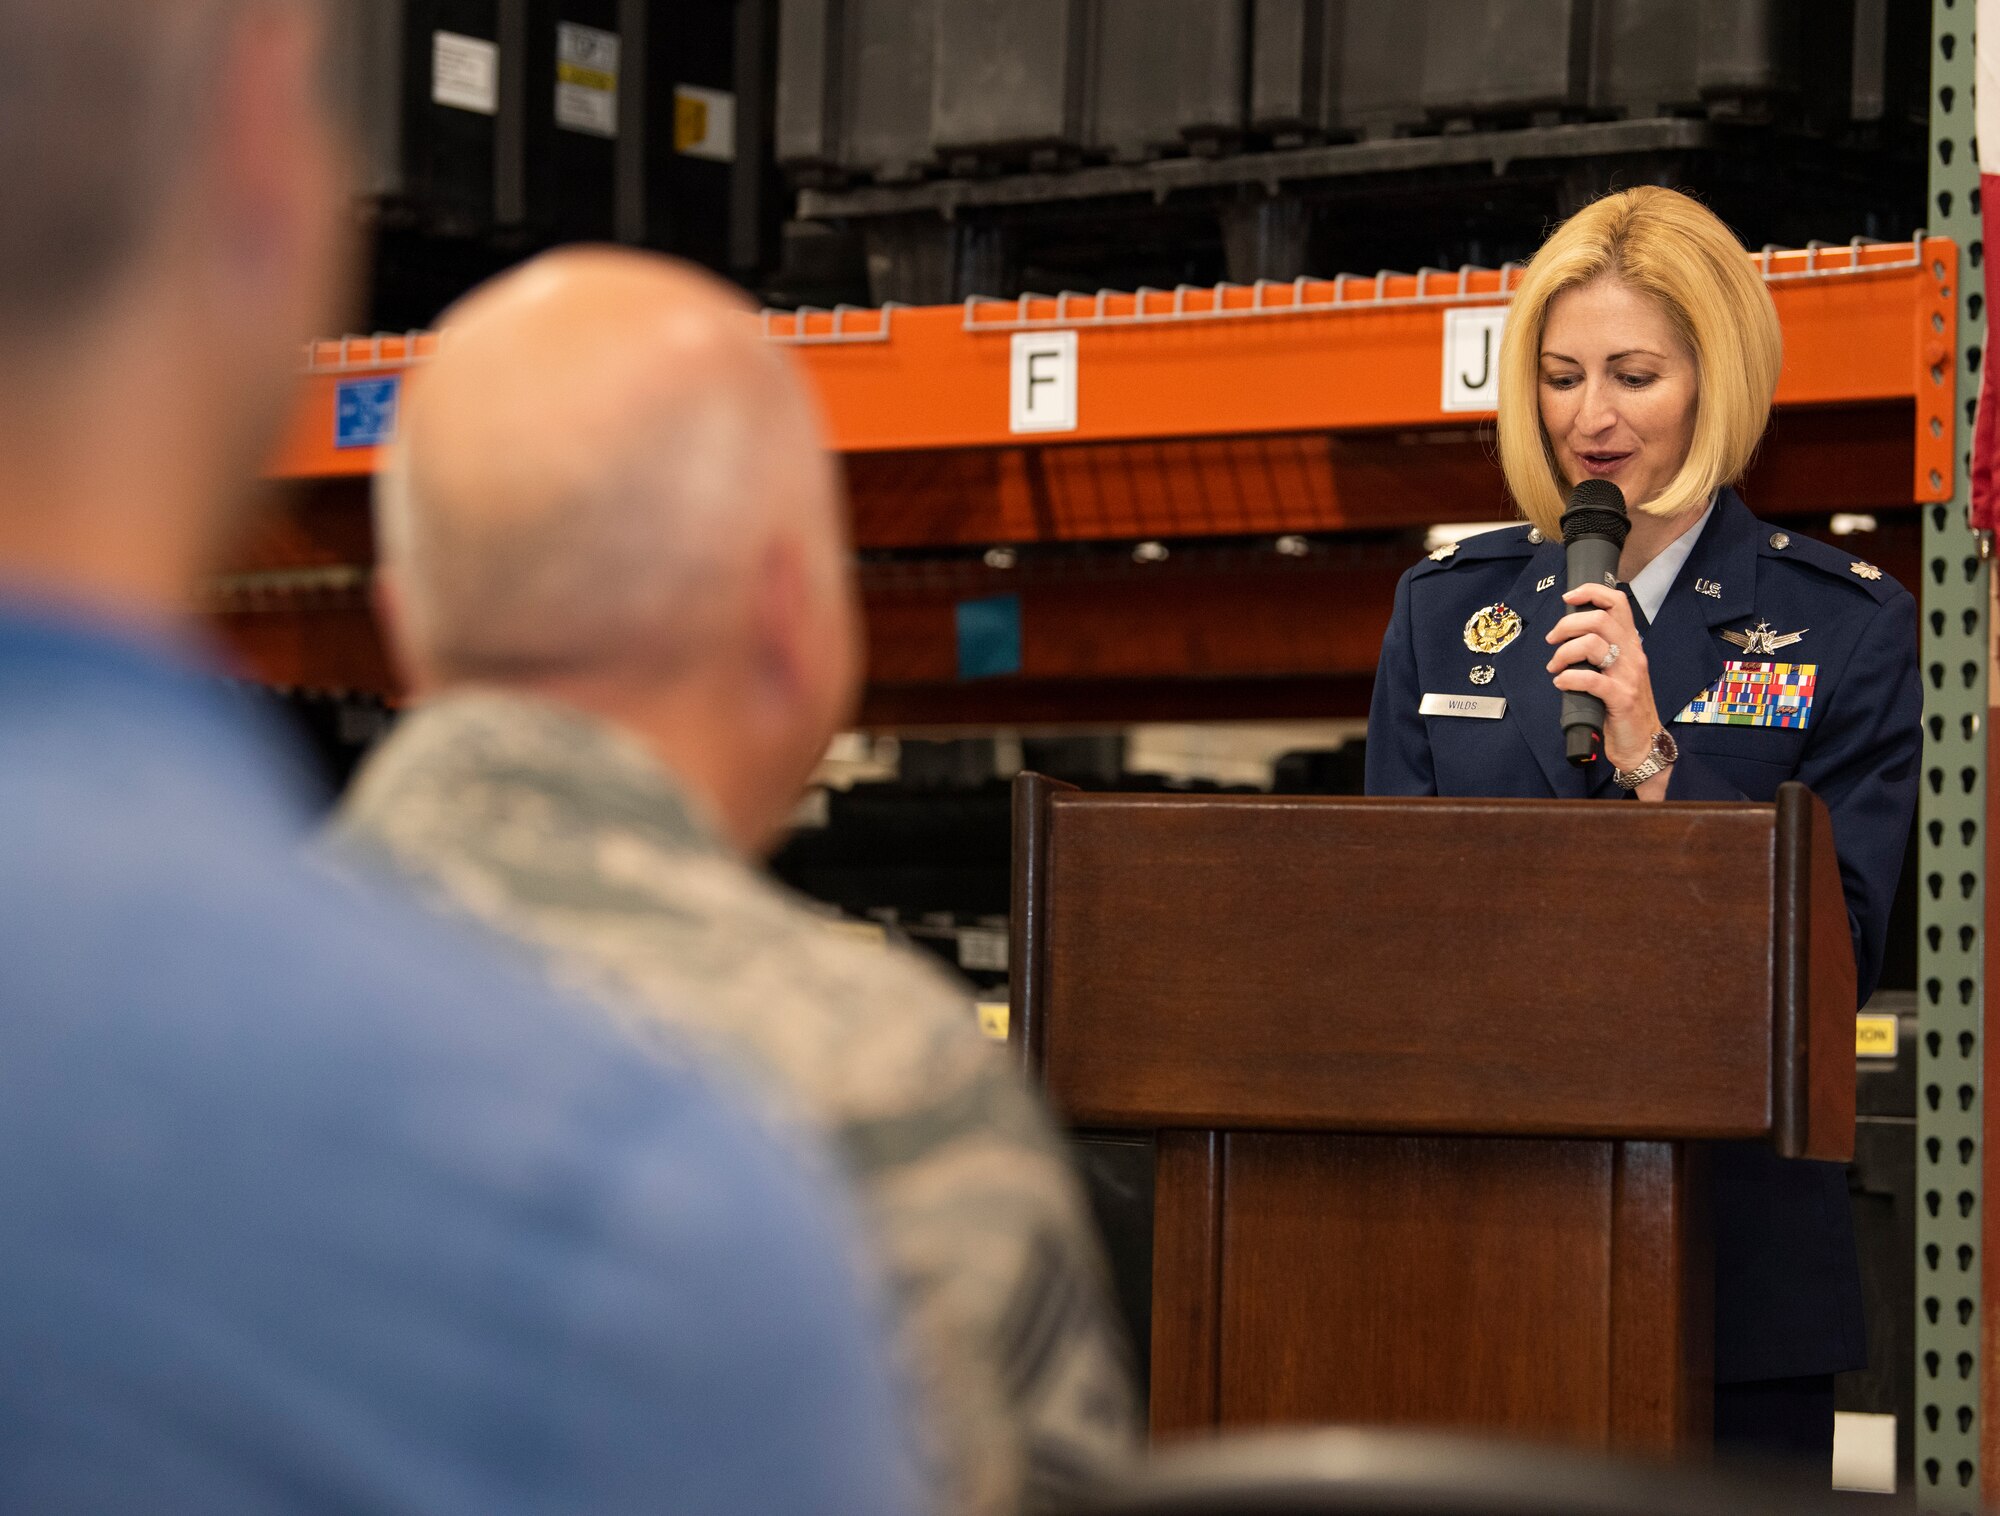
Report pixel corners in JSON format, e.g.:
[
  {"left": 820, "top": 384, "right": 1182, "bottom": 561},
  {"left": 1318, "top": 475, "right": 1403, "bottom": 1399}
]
[{"left": 333, "top": 691, "right": 1140, "bottom": 1516}]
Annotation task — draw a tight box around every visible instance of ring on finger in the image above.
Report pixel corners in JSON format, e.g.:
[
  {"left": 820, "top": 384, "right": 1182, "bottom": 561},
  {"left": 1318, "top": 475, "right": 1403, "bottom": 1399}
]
[{"left": 1600, "top": 642, "right": 1622, "bottom": 670}]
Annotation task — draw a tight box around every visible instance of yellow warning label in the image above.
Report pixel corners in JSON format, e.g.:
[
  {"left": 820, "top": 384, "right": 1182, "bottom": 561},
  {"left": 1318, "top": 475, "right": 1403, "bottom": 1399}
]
[
  {"left": 1856, "top": 1013, "right": 1898, "bottom": 1059},
  {"left": 557, "top": 61, "right": 616, "bottom": 93},
  {"left": 675, "top": 95, "right": 710, "bottom": 154},
  {"left": 977, "top": 1002, "right": 1009, "bottom": 1042}
]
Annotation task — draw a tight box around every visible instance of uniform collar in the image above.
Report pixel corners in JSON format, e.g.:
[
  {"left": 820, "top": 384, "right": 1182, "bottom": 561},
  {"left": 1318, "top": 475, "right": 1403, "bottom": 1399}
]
[
  {"left": 341, "top": 689, "right": 735, "bottom": 872},
  {"left": 0, "top": 591, "right": 321, "bottom": 827},
  {"left": 0, "top": 590, "right": 222, "bottom": 694},
  {"left": 1627, "top": 498, "right": 1714, "bottom": 624}
]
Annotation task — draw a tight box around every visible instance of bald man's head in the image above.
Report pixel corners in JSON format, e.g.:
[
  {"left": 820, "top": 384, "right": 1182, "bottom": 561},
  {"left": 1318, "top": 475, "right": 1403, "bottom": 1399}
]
[
  {"left": 382, "top": 250, "right": 851, "bottom": 690},
  {"left": 379, "top": 250, "right": 863, "bottom": 853}
]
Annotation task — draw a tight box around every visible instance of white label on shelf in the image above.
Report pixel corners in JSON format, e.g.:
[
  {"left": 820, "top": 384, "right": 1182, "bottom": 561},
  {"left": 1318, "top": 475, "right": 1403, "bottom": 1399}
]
[
  {"left": 957, "top": 929, "right": 1009, "bottom": 972},
  {"left": 1832, "top": 1411, "right": 1896, "bottom": 1494},
  {"left": 555, "top": 22, "right": 620, "bottom": 139},
  {"left": 432, "top": 30, "right": 499, "bottom": 116},
  {"left": 675, "top": 85, "right": 737, "bottom": 162},
  {"left": 1010, "top": 331, "right": 1078, "bottom": 434},
  {"left": 1441, "top": 305, "right": 1509, "bottom": 413},
  {"left": 823, "top": 919, "right": 888, "bottom": 949}
]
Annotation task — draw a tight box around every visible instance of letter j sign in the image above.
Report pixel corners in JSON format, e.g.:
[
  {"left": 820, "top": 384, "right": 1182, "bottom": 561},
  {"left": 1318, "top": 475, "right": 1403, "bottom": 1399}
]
[
  {"left": 1010, "top": 331, "right": 1078, "bottom": 434},
  {"left": 1441, "top": 306, "right": 1508, "bottom": 414}
]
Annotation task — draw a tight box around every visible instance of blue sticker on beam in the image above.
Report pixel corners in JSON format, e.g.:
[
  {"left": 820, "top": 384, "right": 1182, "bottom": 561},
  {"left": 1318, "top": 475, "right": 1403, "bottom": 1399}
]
[
  {"left": 335, "top": 377, "right": 401, "bottom": 449},
  {"left": 955, "top": 594, "right": 1022, "bottom": 680}
]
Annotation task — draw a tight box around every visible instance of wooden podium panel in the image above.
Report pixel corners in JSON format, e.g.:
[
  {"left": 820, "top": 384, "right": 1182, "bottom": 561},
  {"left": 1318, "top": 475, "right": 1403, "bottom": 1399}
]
[
  {"left": 1170, "top": 1135, "right": 1711, "bottom": 1452},
  {"left": 1017, "top": 789, "right": 1855, "bottom": 1159},
  {"left": 1012, "top": 779, "right": 1847, "bottom": 1453}
]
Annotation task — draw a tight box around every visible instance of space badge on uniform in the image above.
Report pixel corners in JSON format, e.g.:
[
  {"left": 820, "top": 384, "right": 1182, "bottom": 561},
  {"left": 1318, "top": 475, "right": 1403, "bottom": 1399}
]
[
  {"left": 1421, "top": 693, "right": 1507, "bottom": 719},
  {"left": 1674, "top": 661, "right": 1818, "bottom": 729}
]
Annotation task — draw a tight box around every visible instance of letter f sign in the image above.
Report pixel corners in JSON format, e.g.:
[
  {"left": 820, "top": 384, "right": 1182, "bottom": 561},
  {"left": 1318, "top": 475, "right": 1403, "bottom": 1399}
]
[{"left": 1011, "top": 332, "right": 1079, "bottom": 434}]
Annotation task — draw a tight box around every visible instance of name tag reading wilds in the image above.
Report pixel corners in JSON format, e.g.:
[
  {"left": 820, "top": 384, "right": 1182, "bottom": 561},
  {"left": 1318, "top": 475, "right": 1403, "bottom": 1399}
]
[{"left": 1420, "top": 693, "right": 1507, "bottom": 719}]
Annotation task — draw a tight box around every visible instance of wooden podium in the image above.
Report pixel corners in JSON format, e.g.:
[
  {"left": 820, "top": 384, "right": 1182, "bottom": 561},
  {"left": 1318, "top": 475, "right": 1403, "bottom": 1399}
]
[{"left": 1009, "top": 776, "right": 1856, "bottom": 1455}]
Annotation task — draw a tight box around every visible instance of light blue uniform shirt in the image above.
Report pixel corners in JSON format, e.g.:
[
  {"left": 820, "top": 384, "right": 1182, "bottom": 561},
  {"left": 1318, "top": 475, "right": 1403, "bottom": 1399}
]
[
  {"left": 1626, "top": 499, "right": 1713, "bottom": 624},
  {"left": 0, "top": 602, "right": 916, "bottom": 1516}
]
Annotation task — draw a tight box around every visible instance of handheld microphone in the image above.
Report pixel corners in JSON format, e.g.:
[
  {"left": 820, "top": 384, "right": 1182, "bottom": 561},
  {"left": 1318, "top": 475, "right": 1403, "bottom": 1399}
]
[{"left": 1559, "top": 479, "right": 1631, "bottom": 765}]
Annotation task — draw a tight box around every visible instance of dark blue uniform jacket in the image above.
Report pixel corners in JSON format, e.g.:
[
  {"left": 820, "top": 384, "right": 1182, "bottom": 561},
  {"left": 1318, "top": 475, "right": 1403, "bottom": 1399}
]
[{"left": 1365, "top": 487, "right": 1921, "bottom": 1384}]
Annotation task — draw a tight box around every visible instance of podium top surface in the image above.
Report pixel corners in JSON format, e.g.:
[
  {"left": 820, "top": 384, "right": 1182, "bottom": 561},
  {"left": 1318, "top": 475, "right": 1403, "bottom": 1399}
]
[{"left": 1015, "top": 786, "right": 1854, "bottom": 1156}]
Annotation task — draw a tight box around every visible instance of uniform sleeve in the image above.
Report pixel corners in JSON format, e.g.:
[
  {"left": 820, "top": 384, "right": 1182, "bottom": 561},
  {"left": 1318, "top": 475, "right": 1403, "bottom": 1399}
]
[
  {"left": 1667, "top": 590, "right": 1921, "bottom": 1005},
  {"left": 845, "top": 1020, "right": 1142, "bottom": 1516},
  {"left": 1365, "top": 567, "right": 1437, "bottom": 796}
]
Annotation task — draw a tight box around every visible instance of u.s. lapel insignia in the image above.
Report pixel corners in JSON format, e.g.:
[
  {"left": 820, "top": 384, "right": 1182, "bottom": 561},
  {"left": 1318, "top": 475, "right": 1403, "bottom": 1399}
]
[
  {"left": 1850, "top": 560, "right": 1883, "bottom": 581},
  {"left": 1463, "top": 602, "right": 1523, "bottom": 655},
  {"left": 1720, "top": 619, "right": 1807, "bottom": 657},
  {"left": 1469, "top": 664, "right": 1495, "bottom": 685},
  {"left": 1535, "top": 574, "right": 1556, "bottom": 593},
  {"left": 1428, "top": 541, "right": 1459, "bottom": 562},
  {"left": 1694, "top": 578, "right": 1722, "bottom": 598}
]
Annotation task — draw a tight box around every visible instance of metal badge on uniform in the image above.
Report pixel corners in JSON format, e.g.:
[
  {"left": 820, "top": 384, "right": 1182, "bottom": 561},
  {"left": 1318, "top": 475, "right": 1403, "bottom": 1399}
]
[
  {"left": 1469, "top": 665, "right": 1495, "bottom": 685},
  {"left": 1421, "top": 693, "right": 1507, "bottom": 719},
  {"left": 1720, "top": 620, "right": 1807, "bottom": 656},
  {"left": 1535, "top": 575, "right": 1556, "bottom": 593},
  {"left": 1675, "top": 661, "right": 1818, "bottom": 729},
  {"left": 1463, "top": 602, "right": 1523, "bottom": 655},
  {"left": 1695, "top": 578, "right": 1722, "bottom": 598}
]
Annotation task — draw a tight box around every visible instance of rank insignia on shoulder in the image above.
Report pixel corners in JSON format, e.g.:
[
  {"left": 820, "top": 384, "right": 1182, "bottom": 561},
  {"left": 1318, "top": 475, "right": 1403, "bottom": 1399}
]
[
  {"left": 1675, "top": 661, "right": 1817, "bottom": 730},
  {"left": 1850, "top": 560, "right": 1883, "bottom": 581},
  {"left": 1463, "top": 602, "right": 1523, "bottom": 655},
  {"left": 1429, "top": 541, "right": 1459, "bottom": 562},
  {"left": 1720, "top": 619, "right": 1806, "bottom": 657}
]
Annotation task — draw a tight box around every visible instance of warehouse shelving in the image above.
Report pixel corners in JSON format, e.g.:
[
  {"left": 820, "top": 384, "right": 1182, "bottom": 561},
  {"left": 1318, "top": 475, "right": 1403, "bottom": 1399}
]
[
  {"left": 272, "top": 237, "right": 1956, "bottom": 488},
  {"left": 238, "top": 236, "right": 1956, "bottom": 721}
]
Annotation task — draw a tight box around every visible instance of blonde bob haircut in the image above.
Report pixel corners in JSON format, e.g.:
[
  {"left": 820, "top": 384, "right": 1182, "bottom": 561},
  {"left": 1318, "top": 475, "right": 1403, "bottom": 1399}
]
[{"left": 1495, "top": 186, "right": 1781, "bottom": 539}]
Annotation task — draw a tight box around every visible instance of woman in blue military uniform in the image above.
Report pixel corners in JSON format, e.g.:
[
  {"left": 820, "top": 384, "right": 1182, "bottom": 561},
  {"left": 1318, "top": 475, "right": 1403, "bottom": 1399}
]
[{"left": 1366, "top": 186, "right": 1922, "bottom": 1462}]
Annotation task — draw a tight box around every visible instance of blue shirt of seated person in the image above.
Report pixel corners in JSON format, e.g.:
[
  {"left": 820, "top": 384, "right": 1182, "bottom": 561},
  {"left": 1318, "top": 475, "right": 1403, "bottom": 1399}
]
[{"left": 0, "top": 602, "right": 917, "bottom": 1516}]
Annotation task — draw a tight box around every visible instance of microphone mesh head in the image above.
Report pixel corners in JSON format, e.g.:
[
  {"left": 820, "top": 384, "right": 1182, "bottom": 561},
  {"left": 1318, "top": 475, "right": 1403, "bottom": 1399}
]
[{"left": 1561, "top": 479, "right": 1631, "bottom": 547}]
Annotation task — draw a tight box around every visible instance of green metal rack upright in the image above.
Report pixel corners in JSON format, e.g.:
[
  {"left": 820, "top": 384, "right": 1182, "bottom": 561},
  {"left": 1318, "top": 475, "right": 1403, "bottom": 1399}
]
[{"left": 1921, "top": 0, "right": 1986, "bottom": 1505}]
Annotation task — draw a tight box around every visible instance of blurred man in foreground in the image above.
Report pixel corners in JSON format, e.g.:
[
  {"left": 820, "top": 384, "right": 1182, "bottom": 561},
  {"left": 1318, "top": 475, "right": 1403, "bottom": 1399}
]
[
  {"left": 0, "top": 4, "right": 915, "bottom": 1512},
  {"left": 336, "top": 246, "right": 1141, "bottom": 1516}
]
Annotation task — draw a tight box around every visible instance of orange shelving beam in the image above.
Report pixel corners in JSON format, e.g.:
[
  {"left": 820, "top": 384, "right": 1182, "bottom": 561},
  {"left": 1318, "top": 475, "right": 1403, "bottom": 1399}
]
[
  {"left": 267, "top": 238, "right": 1957, "bottom": 506},
  {"left": 267, "top": 332, "right": 440, "bottom": 482}
]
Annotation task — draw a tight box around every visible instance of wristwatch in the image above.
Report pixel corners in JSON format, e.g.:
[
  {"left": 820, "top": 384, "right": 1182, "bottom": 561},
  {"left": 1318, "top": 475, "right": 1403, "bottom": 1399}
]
[{"left": 1612, "top": 727, "right": 1679, "bottom": 790}]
